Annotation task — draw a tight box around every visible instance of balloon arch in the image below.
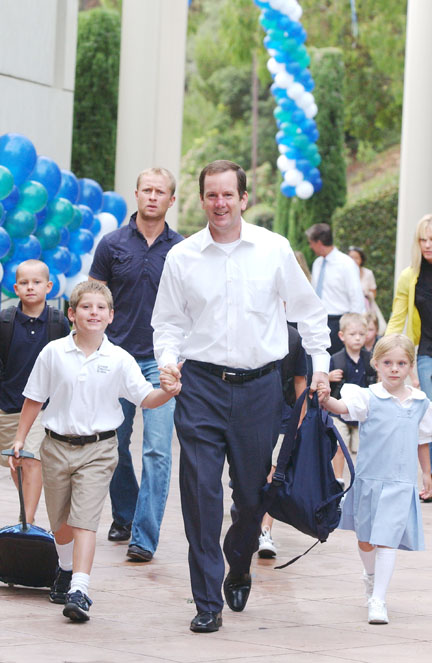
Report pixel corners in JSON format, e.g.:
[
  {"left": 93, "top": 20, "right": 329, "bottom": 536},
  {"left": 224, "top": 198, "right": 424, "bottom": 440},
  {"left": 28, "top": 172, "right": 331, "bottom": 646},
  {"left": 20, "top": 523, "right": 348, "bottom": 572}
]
[{"left": 0, "top": 133, "right": 127, "bottom": 300}]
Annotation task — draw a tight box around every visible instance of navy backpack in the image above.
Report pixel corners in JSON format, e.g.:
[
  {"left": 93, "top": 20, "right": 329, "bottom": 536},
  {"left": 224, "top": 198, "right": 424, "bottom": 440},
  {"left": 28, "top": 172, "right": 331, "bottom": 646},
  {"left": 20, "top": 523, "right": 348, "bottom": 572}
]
[{"left": 261, "top": 388, "right": 355, "bottom": 568}]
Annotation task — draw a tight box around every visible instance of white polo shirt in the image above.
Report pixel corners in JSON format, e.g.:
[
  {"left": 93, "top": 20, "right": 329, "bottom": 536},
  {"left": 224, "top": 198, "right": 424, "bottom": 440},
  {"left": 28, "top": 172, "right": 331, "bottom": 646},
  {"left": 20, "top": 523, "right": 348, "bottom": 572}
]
[{"left": 23, "top": 332, "right": 153, "bottom": 436}]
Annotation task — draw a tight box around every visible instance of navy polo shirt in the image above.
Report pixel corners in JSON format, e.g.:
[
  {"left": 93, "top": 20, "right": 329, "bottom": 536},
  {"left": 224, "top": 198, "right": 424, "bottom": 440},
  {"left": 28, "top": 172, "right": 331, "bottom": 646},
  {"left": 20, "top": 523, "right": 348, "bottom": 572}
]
[
  {"left": 0, "top": 304, "right": 70, "bottom": 413},
  {"left": 89, "top": 213, "right": 183, "bottom": 358},
  {"left": 330, "top": 348, "right": 366, "bottom": 426}
]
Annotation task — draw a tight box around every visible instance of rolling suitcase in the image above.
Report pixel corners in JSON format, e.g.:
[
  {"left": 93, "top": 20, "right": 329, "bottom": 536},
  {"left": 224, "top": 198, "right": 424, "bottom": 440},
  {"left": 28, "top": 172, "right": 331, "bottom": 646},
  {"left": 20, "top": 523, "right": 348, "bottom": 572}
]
[{"left": 0, "top": 449, "right": 58, "bottom": 588}]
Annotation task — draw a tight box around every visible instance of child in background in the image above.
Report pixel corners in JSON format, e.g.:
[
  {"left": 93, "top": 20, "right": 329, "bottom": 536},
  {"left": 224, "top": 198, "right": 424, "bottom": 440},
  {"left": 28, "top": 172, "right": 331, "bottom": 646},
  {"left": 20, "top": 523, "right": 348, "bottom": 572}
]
[
  {"left": 10, "top": 281, "right": 181, "bottom": 622},
  {"left": 319, "top": 334, "right": 432, "bottom": 625},
  {"left": 329, "top": 313, "right": 376, "bottom": 486},
  {"left": 364, "top": 311, "right": 380, "bottom": 353},
  {"left": 0, "top": 259, "right": 69, "bottom": 523}
]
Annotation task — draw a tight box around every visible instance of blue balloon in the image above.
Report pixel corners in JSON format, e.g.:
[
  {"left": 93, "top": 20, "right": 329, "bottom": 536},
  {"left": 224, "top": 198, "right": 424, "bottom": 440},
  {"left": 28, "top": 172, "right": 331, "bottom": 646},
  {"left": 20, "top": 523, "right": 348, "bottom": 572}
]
[
  {"left": 313, "top": 177, "right": 323, "bottom": 193},
  {"left": 30, "top": 156, "right": 61, "bottom": 200},
  {"left": 2, "top": 185, "right": 20, "bottom": 211},
  {"left": 77, "top": 178, "right": 103, "bottom": 213},
  {"left": 78, "top": 204, "right": 94, "bottom": 230},
  {"left": 4, "top": 208, "right": 36, "bottom": 239},
  {"left": 291, "top": 109, "right": 307, "bottom": 126},
  {"left": 47, "top": 272, "right": 62, "bottom": 299},
  {"left": 58, "top": 225, "right": 70, "bottom": 247},
  {"left": 11, "top": 235, "right": 42, "bottom": 261},
  {"left": 36, "top": 207, "right": 48, "bottom": 228},
  {"left": 89, "top": 216, "right": 101, "bottom": 237},
  {"left": 43, "top": 246, "right": 72, "bottom": 274},
  {"left": 1, "top": 260, "right": 21, "bottom": 293},
  {"left": 0, "top": 227, "right": 12, "bottom": 259},
  {"left": 296, "top": 159, "right": 313, "bottom": 177},
  {"left": 68, "top": 228, "right": 94, "bottom": 255},
  {"left": 0, "top": 202, "right": 4, "bottom": 226},
  {"left": 65, "top": 251, "right": 82, "bottom": 277},
  {"left": 284, "top": 61, "right": 302, "bottom": 78},
  {"left": 279, "top": 98, "right": 296, "bottom": 112},
  {"left": 57, "top": 170, "right": 79, "bottom": 203},
  {"left": 0, "top": 133, "right": 37, "bottom": 186},
  {"left": 101, "top": 192, "right": 126, "bottom": 226},
  {"left": 280, "top": 182, "right": 296, "bottom": 198}
]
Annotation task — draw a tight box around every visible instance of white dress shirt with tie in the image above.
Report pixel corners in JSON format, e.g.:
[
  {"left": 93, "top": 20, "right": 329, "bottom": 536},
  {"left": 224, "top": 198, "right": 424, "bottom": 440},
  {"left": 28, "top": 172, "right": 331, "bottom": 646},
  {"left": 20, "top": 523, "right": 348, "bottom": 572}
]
[
  {"left": 311, "top": 247, "right": 365, "bottom": 315},
  {"left": 152, "top": 220, "right": 330, "bottom": 373}
]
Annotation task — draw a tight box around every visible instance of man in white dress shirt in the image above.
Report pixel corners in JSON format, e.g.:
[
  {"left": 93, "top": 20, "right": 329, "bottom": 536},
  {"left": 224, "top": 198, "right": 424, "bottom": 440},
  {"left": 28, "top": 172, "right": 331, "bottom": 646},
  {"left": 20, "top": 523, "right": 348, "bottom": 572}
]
[
  {"left": 306, "top": 223, "right": 365, "bottom": 354},
  {"left": 152, "top": 160, "right": 331, "bottom": 633}
]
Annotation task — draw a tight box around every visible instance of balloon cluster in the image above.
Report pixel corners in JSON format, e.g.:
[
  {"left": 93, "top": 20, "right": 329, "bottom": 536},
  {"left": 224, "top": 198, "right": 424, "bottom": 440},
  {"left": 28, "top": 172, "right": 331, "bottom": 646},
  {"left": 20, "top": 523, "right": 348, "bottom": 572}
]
[
  {"left": 0, "top": 133, "right": 127, "bottom": 299},
  {"left": 254, "top": 0, "right": 322, "bottom": 199}
]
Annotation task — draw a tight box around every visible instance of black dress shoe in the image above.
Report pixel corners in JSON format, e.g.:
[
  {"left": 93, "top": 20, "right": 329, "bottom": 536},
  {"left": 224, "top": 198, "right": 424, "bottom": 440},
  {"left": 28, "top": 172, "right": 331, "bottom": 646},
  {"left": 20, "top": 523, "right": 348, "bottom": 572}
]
[
  {"left": 190, "top": 611, "right": 222, "bottom": 633},
  {"left": 108, "top": 521, "right": 131, "bottom": 542},
  {"left": 126, "top": 544, "right": 153, "bottom": 562},
  {"left": 223, "top": 571, "right": 252, "bottom": 612}
]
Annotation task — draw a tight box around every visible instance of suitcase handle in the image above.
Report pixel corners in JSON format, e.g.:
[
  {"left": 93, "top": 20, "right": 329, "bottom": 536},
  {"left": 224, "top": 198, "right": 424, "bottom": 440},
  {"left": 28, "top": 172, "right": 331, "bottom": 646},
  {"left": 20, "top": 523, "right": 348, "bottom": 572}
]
[{"left": 1, "top": 449, "right": 35, "bottom": 531}]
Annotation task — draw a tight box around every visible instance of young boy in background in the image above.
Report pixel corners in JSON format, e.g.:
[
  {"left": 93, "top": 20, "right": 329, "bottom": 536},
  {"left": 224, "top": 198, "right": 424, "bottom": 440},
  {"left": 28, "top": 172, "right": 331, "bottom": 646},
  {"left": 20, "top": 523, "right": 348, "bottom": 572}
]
[
  {"left": 10, "top": 281, "right": 181, "bottom": 622},
  {"left": 0, "top": 259, "right": 69, "bottom": 523},
  {"left": 329, "top": 313, "right": 376, "bottom": 485}
]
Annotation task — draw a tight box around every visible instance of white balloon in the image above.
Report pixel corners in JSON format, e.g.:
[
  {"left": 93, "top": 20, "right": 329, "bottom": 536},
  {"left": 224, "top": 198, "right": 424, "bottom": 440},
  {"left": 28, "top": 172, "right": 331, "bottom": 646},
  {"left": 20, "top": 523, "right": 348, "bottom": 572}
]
[
  {"left": 64, "top": 272, "right": 88, "bottom": 299},
  {"left": 0, "top": 263, "right": 3, "bottom": 283},
  {"left": 283, "top": 0, "right": 299, "bottom": 18},
  {"left": 269, "top": 0, "right": 284, "bottom": 10},
  {"left": 296, "top": 181, "right": 314, "bottom": 199},
  {"left": 56, "top": 274, "right": 66, "bottom": 298},
  {"left": 284, "top": 169, "right": 304, "bottom": 187},
  {"left": 305, "top": 103, "right": 318, "bottom": 119},
  {"left": 80, "top": 252, "right": 94, "bottom": 276},
  {"left": 267, "top": 57, "right": 284, "bottom": 76},
  {"left": 278, "top": 144, "right": 289, "bottom": 154},
  {"left": 297, "top": 91, "right": 315, "bottom": 110},
  {"left": 96, "top": 212, "right": 118, "bottom": 236},
  {"left": 292, "top": 4, "right": 303, "bottom": 21},
  {"left": 287, "top": 82, "right": 305, "bottom": 101},
  {"left": 277, "top": 155, "right": 295, "bottom": 173},
  {"left": 275, "top": 71, "right": 294, "bottom": 90}
]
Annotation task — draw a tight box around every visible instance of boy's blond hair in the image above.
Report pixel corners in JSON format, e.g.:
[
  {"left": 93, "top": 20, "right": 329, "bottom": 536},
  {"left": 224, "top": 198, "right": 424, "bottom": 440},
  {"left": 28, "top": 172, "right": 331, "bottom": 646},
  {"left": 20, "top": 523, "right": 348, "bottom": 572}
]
[
  {"left": 15, "top": 259, "right": 50, "bottom": 281},
  {"left": 69, "top": 281, "right": 114, "bottom": 311},
  {"left": 339, "top": 312, "right": 367, "bottom": 333},
  {"left": 372, "top": 334, "right": 415, "bottom": 367}
]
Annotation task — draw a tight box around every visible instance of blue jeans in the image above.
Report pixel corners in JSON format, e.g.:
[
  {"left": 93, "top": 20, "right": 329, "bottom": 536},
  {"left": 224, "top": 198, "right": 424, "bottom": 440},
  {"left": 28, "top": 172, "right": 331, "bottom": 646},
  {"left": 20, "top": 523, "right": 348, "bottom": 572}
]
[
  {"left": 416, "top": 354, "right": 432, "bottom": 464},
  {"left": 109, "top": 357, "right": 175, "bottom": 553}
]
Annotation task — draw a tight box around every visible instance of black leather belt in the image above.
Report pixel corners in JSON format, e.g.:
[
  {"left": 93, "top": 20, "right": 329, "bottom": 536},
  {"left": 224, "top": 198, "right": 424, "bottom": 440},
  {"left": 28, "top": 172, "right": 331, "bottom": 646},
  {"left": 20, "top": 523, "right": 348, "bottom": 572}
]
[
  {"left": 45, "top": 429, "right": 115, "bottom": 446},
  {"left": 188, "top": 360, "right": 276, "bottom": 384}
]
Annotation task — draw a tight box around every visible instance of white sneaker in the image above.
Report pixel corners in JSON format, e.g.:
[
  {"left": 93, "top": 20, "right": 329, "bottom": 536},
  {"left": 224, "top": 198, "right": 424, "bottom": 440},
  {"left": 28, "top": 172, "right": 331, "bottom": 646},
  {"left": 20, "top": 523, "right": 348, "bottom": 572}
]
[
  {"left": 258, "top": 527, "right": 277, "bottom": 558},
  {"left": 368, "top": 597, "right": 389, "bottom": 624},
  {"left": 363, "top": 571, "right": 374, "bottom": 602}
]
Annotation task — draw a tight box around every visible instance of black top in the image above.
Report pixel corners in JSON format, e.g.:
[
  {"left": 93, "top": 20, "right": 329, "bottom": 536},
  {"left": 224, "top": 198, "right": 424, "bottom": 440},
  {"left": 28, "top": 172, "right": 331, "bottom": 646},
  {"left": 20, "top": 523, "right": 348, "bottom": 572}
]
[{"left": 415, "top": 258, "right": 432, "bottom": 357}]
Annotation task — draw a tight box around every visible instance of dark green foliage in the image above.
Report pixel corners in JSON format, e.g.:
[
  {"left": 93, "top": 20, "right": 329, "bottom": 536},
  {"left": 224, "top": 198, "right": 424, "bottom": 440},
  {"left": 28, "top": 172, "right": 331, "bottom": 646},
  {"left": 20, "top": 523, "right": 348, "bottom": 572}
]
[
  {"left": 286, "top": 48, "right": 346, "bottom": 256},
  {"left": 72, "top": 8, "right": 120, "bottom": 191},
  {"left": 243, "top": 203, "right": 274, "bottom": 231},
  {"left": 332, "top": 187, "right": 398, "bottom": 320}
]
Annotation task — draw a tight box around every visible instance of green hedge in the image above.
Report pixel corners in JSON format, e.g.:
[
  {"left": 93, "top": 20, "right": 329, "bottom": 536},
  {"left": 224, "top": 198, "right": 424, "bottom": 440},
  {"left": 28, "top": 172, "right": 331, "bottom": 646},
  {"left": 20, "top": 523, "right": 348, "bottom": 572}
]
[
  {"left": 71, "top": 8, "right": 121, "bottom": 191},
  {"left": 332, "top": 186, "right": 398, "bottom": 321}
]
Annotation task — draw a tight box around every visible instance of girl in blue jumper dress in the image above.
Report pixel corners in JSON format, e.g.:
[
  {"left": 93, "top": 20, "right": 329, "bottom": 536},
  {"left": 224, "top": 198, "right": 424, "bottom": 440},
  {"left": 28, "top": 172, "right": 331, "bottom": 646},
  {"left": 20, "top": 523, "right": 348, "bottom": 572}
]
[{"left": 319, "top": 334, "right": 432, "bottom": 625}]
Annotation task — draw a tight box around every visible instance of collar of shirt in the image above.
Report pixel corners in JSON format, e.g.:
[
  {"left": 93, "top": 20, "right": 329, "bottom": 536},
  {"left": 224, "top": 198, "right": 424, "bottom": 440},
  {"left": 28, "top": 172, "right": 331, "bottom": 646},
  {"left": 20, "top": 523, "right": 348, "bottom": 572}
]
[
  {"left": 65, "top": 331, "right": 111, "bottom": 356},
  {"left": 16, "top": 302, "right": 49, "bottom": 325},
  {"left": 199, "top": 218, "right": 254, "bottom": 252},
  {"left": 370, "top": 382, "right": 426, "bottom": 401},
  {"left": 129, "top": 213, "right": 176, "bottom": 246}
]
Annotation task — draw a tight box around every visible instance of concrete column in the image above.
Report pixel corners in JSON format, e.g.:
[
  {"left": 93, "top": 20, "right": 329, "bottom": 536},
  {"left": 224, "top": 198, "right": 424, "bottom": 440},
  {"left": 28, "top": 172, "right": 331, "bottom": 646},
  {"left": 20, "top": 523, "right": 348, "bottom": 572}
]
[
  {"left": 114, "top": 0, "right": 188, "bottom": 228},
  {"left": 395, "top": 0, "right": 432, "bottom": 282}
]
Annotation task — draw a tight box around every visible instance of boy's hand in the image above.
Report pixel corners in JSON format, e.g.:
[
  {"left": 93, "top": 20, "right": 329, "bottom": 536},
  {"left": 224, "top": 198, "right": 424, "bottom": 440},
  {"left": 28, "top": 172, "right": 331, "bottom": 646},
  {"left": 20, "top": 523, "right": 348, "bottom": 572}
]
[
  {"left": 159, "top": 362, "right": 183, "bottom": 396},
  {"left": 329, "top": 369, "right": 343, "bottom": 382},
  {"left": 317, "top": 382, "right": 331, "bottom": 408},
  {"left": 8, "top": 441, "right": 24, "bottom": 472}
]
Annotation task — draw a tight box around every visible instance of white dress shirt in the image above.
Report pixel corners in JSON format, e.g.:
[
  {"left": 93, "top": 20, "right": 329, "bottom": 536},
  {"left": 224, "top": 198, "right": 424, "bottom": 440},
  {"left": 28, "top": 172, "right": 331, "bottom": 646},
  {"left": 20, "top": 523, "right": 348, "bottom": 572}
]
[
  {"left": 152, "top": 220, "right": 330, "bottom": 372},
  {"left": 23, "top": 332, "right": 153, "bottom": 435},
  {"left": 340, "top": 382, "right": 432, "bottom": 443},
  {"left": 311, "top": 247, "right": 365, "bottom": 315}
]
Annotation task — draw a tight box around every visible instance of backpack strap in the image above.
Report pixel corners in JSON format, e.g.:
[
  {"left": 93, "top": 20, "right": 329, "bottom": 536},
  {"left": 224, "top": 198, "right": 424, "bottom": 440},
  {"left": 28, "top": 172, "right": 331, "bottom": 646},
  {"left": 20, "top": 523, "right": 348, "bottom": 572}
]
[
  {"left": 47, "top": 306, "right": 67, "bottom": 342},
  {"left": 330, "top": 349, "right": 346, "bottom": 399},
  {"left": 0, "top": 306, "right": 18, "bottom": 371}
]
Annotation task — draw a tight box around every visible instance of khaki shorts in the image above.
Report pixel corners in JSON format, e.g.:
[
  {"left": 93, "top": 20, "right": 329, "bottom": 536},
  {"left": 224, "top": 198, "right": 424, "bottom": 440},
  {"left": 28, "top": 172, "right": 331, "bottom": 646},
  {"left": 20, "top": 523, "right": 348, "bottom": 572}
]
[
  {"left": 333, "top": 418, "right": 359, "bottom": 454},
  {"left": 40, "top": 434, "right": 118, "bottom": 533},
  {"left": 0, "top": 410, "right": 44, "bottom": 466}
]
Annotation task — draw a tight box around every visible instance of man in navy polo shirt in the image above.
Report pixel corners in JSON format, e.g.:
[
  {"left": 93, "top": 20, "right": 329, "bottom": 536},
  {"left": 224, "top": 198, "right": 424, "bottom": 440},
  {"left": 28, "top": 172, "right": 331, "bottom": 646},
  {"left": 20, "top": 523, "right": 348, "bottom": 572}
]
[{"left": 89, "top": 167, "right": 183, "bottom": 562}]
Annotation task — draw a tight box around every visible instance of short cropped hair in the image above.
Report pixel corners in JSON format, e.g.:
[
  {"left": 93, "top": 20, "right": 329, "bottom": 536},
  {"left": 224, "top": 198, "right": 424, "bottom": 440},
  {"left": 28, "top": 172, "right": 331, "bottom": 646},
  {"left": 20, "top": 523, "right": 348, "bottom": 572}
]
[
  {"left": 372, "top": 334, "right": 415, "bottom": 367},
  {"left": 69, "top": 281, "right": 114, "bottom": 311},
  {"left": 365, "top": 311, "right": 379, "bottom": 332},
  {"left": 199, "top": 160, "right": 247, "bottom": 198},
  {"left": 305, "top": 223, "right": 333, "bottom": 246},
  {"left": 136, "top": 168, "right": 176, "bottom": 196},
  {"left": 339, "top": 312, "right": 367, "bottom": 333},
  {"left": 15, "top": 259, "right": 50, "bottom": 281}
]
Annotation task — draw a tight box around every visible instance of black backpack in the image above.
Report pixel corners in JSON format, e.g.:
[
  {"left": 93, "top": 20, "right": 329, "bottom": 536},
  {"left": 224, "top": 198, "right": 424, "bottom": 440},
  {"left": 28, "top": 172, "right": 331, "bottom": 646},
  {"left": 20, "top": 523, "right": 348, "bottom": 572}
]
[
  {"left": 261, "top": 388, "right": 355, "bottom": 568},
  {"left": 330, "top": 347, "right": 376, "bottom": 400},
  {"left": 0, "top": 306, "right": 66, "bottom": 381},
  {"left": 281, "top": 324, "right": 304, "bottom": 407}
]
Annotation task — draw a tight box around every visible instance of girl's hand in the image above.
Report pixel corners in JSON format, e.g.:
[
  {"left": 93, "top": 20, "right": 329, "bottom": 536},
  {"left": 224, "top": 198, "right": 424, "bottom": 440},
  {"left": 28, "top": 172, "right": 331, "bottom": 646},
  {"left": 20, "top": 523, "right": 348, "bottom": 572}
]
[{"left": 420, "top": 472, "right": 432, "bottom": 500}]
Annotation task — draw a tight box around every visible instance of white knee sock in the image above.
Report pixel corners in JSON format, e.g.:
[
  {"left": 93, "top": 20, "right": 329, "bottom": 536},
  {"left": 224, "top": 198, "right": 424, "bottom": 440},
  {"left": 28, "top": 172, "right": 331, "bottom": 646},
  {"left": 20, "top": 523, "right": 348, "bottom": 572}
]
[
  {"left": 55, "top": 540, "right": 74, "bottom": 572},
  {"left": 358, "top": 545, "right": 376, "bottom": 576},
  {"left": 70, "top": 572, "right": 90, "bottom": 596},
  {"left": 372, "top": 547, "right": 396, "bottom": 602}
]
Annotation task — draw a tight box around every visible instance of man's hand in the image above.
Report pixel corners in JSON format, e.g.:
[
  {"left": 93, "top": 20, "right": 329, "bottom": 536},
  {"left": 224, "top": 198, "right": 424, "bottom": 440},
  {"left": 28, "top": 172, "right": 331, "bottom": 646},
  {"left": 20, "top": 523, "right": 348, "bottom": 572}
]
[
  {"left": 159, "top": 362, "right": 183, "bottom": 395},
  {"left": 310, "top": 371, "right": 330, "bottom": 403},
  {"left": 8, "top": 440, "right": 24, "bottom": 472}
]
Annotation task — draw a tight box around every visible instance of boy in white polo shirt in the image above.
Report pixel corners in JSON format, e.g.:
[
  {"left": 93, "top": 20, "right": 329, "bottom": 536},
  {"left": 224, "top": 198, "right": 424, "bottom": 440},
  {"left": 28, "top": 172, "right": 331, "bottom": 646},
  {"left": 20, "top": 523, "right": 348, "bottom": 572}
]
[{"left": 9, "top": 281, "right": 181, "bottom": 622}]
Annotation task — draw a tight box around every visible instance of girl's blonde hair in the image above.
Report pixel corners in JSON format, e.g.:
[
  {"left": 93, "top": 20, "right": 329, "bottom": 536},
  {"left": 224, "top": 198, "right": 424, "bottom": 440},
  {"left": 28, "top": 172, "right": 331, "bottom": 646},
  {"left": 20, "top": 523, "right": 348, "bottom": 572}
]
[
  {"left": 371, "top": 334, "right": 415, "bottom": 368},
  {"left": 412, "top": 213, "right": 432, "bottom": 274}
]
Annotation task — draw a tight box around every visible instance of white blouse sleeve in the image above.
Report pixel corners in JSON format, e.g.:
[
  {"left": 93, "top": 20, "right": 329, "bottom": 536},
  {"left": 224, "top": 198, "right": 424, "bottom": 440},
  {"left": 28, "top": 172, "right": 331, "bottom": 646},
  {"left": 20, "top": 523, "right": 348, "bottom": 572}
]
[
  {"left": 418, "top": 401, "right": 432, "bottom": 444},
  {"left": 339, "top": 383, "right": 370, "bottom": 423}
]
